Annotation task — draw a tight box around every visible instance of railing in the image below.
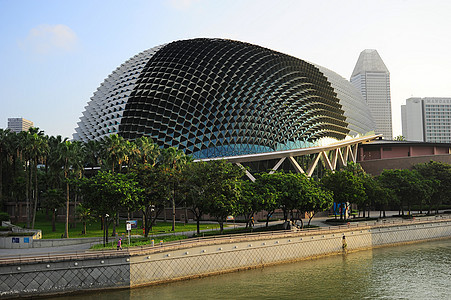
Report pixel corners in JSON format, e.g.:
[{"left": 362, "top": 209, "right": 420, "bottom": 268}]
[{"left": 1, "top": 214, "right": 450, "bottom": 266}]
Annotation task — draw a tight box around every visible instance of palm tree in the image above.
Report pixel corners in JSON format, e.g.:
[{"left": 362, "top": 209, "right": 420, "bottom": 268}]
[
  {"left": 26, "top": 128, "right": 49, "bottom": 229},
  {"left": 42, "top": 188, "right": 64, "bottom": 232},
  {"left": 135, "top": 136, "right": 160, "bottom": 166},
  {"left": 58, "top": 140, "right": 85, "bottom": 238},
  {"left": 16, "top": 130, "right": 33, "bottom": 227},
  {"left": 0, "top": 129, "right": 11, "bottom": 207},
  {"left": 159, "top": 147, "right": 191, "bottom": 231},
  {"left": 84, "top": 140, "right": 102, "bottom": 168},
  {"left": 100, "top": 134, "right": 128, "bottom": 174}
]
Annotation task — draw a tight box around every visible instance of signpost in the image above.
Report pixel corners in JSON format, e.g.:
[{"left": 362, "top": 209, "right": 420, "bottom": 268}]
[{"left": 126, "top": 222, "right": 131, "bottom": 245}]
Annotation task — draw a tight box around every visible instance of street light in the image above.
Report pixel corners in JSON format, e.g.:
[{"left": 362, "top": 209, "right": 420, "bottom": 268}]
[{"left": 103, "top": 214, "right": 109, "bottom": 247}]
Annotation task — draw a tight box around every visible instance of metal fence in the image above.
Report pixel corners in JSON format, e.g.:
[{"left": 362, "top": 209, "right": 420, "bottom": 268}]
[{"left": 1, "top": 214, "right": 450, "bottom": 266}]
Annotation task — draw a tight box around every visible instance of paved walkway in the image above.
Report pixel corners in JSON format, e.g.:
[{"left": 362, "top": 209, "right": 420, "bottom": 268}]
[{"left": 1, "top": 211, "right": 447, "bottom": 258}]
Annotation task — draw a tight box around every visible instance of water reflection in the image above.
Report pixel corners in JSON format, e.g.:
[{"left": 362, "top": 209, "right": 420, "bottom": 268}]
[{"left": 62, "top": 239, "right": 451, "bottom": 300}]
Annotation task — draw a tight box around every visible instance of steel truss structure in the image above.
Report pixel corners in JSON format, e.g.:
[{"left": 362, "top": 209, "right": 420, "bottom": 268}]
[{"left": 196, "top": 134, "right": 381, "bottom": 181}]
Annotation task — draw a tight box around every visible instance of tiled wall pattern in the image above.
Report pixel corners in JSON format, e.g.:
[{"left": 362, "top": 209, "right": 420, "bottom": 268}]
[
  {"left": 0, "top": 256, "right": 130, "bottom": 298},
  {"left": 74, "top": 39, "right": 376, "bottom": 159},
  {"left": 129, "top": 221, "right": 451, "bottom": 286}
]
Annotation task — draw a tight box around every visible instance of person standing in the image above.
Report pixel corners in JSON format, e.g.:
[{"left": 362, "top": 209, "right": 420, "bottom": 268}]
[
  {"left": 117, "top": 238, "right": 122, "bottom": 250},
  {"left": 342, "top": 236, "right": 347, "bottom": 251}
]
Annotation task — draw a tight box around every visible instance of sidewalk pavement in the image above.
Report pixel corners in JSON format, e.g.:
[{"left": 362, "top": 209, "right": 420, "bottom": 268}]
[{"left": 1, "top": 211, "right": 446, "bottom": 258}]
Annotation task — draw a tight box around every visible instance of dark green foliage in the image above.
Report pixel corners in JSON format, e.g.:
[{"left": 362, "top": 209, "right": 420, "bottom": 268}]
[
  {"left": 321, "top": 169, "right": 366, "bottom": 220},
  {"left": 0, "top": 211, "right": 10, "bottom": 222},
  {"left": 378, "top": 169, "right": 437, "bottom": 215},
  {"left": 413, "top": 161, "right": 451, "bottom": 213}
]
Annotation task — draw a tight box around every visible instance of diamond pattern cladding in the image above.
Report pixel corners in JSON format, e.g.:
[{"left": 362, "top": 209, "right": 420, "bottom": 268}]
[{"left": 119, "top": 38, "right": 350, "bottom": 158}]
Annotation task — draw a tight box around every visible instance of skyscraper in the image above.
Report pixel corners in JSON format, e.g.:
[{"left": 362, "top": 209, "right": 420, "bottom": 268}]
[
  {"left": 7, "top": 118, "right": 34, "bottom": 133},
  {"left": 351, "top": 49, "right": 393, "bottom": 139},
  {"left": 402, "top": 97, "right": 451, "bottom": 143}
]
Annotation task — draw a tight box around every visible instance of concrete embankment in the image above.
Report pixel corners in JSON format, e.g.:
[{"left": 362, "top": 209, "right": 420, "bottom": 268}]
[{"left": 1, "top": 216, "right": 450, "bottom": 298}]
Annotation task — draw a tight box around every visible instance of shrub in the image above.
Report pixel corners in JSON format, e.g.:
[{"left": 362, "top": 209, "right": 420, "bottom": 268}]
[{"left": 0, "top": 212, "right": 10, "bottom": 222}]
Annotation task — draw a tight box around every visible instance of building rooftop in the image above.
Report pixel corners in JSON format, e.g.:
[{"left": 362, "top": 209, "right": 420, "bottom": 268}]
[{"left": 351, "top": 49, "right": 389, "bottom": 77}]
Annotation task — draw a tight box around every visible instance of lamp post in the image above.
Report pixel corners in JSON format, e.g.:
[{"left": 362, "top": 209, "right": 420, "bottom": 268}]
[{"left": 103, "top": 213, "right": 109, "bottom": 247}]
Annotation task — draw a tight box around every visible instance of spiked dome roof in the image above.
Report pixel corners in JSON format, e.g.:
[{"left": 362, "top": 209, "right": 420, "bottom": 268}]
[{"left": 74, "top": 38, "right": 375, "bottom": 159}]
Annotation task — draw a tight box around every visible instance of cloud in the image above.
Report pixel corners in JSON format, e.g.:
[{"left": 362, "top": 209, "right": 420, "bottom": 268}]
[
  {"left": 20, "top": 24, "right": 78, "bottom": 54},
  {"left": 167, "top": 0, "right": 200, "bottom": 10}
]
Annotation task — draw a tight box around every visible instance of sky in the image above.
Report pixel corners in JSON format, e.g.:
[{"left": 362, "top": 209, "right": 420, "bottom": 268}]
[{"left": 1, "top": 0, "right": 450, "bottom": 139}]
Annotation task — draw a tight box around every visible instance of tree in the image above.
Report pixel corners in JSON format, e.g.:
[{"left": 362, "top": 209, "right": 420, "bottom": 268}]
[
  {"left": 304, "top": 180, "right": 333, "bottom": 226},
  {"left": 134, "top": 136, "right": 160, "bottom": 166},
  {"left": 83, "top": 140, "right": 102, "bottom": 168},
  {"left": 134, "top": 164, "right": 167, "bottom": 237},
  {"left": 255, "top": 173, "right": 281, "bottom": 227},
  {"left": 413, "top": 161, "right": 451, "bottom": 214},
  {"left": 159, "top": 147, "right": 191, "bottom": 231},
  {"left": 128, "top": 138, "right": 163, "bottom": 238},
  {"left": 181, "top": 161, "right": 215, "bottom": 234},
  {"left": 76, "top": 203, "right": 95, "bottom": 235},
  {"left": 394, "top": 135, "right": 406, "bottom": 141},
  {"left": 373, "top": 176, "right": 396, "bottom": 218},
  {"left": 237, "top": 180, "right": 264, "bottom": 229},
  {"left": 321, "top": 170, "right": 366, "bottom": 220},
  {"left": 203, "top": 160, "right": 245, "bottom": 234},
  {"left": 378, "top": 169, "right": 436, "bottom": 216},
  {"left": 26, "top": 128, "right": 49, "bottom": 229},
  {"left": 100, "top": 134, "right": 128, "bottom": 173},
  {"left": 58, "top": 140, "right": 85, "bottom": 238},
  {"left": 0, "top": 129, "right": 11, "bottom": 208},
  {"left": 78, "top": 171, "right": 143, "bottom": 245},
  {"left": 41, "top": 188, "right": 65, "bottom": 232}
]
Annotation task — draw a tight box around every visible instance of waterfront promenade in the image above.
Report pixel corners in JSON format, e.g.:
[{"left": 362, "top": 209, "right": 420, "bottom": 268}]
[
  {"left": 1, "top": 213, "right": 450, "bottom": 299},
  {"left": 0, "top": 211, "right": 443, "bottom": 258}
]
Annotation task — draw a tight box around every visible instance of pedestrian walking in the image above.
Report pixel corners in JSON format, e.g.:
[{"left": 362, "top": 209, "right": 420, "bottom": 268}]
[{"left": 117, "top": 238, "right": 122, "bottom": 250}]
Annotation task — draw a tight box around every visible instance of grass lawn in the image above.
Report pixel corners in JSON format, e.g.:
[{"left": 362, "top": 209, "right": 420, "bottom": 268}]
[
  {"left": 90, "top": 234, "right": 188, "bottom": 250},
  {"left": 15, "top": 212, "right": 219, "bottom": 239},
  {"left": 193, "top": 223, "right": 285, "bottom": 237}
]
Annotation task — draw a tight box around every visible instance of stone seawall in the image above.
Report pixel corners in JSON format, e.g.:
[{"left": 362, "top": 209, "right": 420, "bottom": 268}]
[
  {"left": 1, "top": 218, "right": 450, "bottom": 298},
  {"left": 129, "top": 219, "right": 451, "bottom": 287}
]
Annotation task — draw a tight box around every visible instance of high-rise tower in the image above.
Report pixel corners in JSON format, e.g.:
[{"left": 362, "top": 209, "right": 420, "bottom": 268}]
[
  {"left": 7, "top": 118, "right": 34, "bottom": 133},
  {"left": 351, "top": 49, "right": 392, "bottom": 139},
  {"left": 402, "top": 97, "right": 451, "bottom": 143}
]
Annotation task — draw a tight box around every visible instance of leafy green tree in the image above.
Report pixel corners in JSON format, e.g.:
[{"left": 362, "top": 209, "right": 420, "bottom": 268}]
[
  {"left": 124, "top": 137, "right": 161, "bottom": 237},
  {"left": 136, "top": 166, "right": 167, "bottom": 237},
  {"left": 236, "top": 180, "right": 264, "bottom": 229},
  {"left": 372, "top": 176, "right": 396, "bottom": 218},
  {"left": 378, "top": 169, "right": 436, "bottom": 215},
  {"left": 41, "top": 188, "right": 65, "bottom": 232},
  {"left": 76, "top": 203, "right": 95, "bottom": 235},
  {"left": 26, "top": 128, "right": 49, "bottom": 229},
  {"left": 304, "top": 180, "right": 333, "bottom": 226},
  {"left": 78, "top": 171, "right": 143, "bottom": 244},
  {"left": 181, "top": 161, "right": 215, "bottom": 234},
  {"left": 413, "top": 161, "right": 451, "bottom": 213},
  {"left": 321, "top": 170, "right": 366, "bottom": 220},
  {"left": 159, "top": 147, "right": 192, "bottom": 231},
  {"left": 203, "top": 160, "right": 245, "bottom": 233},
  {"left": 255, "top": 173, "right": 281, "bottom": 227}
]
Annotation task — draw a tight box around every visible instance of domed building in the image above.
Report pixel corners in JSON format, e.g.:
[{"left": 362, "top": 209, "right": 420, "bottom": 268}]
[{"left": 74, "top": 38, "right": 375, "bottom": 159}]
